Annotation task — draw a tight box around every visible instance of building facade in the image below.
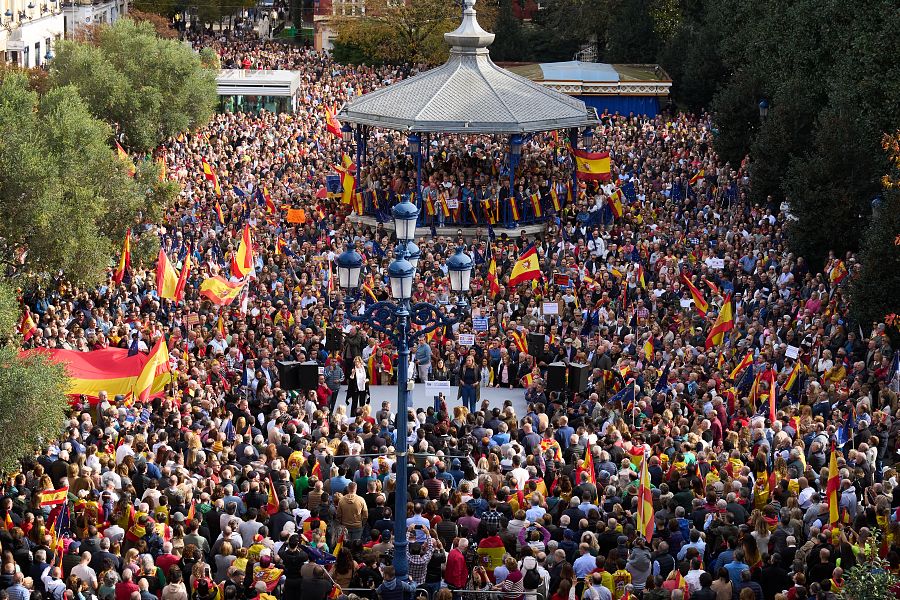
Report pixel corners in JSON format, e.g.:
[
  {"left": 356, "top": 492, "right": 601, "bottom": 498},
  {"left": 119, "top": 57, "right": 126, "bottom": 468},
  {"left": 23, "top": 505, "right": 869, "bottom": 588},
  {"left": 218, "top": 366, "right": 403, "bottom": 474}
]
[{"left": 1, "top": 0, "right": 127, "bottom": 67}]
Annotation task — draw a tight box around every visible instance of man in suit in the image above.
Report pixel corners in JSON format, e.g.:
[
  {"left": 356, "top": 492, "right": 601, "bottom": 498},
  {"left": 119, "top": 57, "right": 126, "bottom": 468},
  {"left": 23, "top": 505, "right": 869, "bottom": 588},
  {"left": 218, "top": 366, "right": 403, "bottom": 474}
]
[{"left": 612, "top": 317, "right": 631, "bottom": 341}]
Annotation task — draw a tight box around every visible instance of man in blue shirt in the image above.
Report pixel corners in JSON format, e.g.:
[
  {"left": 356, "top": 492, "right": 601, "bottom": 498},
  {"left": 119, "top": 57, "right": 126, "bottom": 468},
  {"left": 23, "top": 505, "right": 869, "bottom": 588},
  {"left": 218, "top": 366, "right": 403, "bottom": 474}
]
[
  {"left": 573, "top": 543, "right": 597, "bottom": 579},
  {"left": 415, "top": 341, "right": 432, "bottom": 382},
  {"left": 724, "top": 550, "right": 749, "bottom": 586}
]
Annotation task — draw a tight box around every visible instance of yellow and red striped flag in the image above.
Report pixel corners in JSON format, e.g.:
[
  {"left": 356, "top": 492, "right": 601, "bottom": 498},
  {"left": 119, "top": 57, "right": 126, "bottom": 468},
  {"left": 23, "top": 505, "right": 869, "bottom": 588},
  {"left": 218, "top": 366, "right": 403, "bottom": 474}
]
[
  {"left": 200, "top": 158, "right": 221, "bottom": 196},
  {"left": 729, "top": 351, "right": 754, "bottom": 381},
  {"left": 39, "top": 486, "right": 69, "bottom": 507},
  {"left": 230, "top": 224, "right": 254, "bottom": 278},
  {"left": 133, "top": 337, "right": 171, "bottom": 403},
  {"left": 156, "top": 250, "right": 179, "bottom": 300},
  {"left": 680, "top": 273, "right": 709, "bottom": 316},
  {"left": 636, "top": 453, "right": 654, "bottom": 542},
  {"left": 113, "top": 229, "right": 131, "bottom": 285},
  {"left": 705, "top": 295, "right": 734, "bottom": 349},
  {"left": 826, "top": 440, "right": 840, "bottom": 527},
  {"left": 18, "top": 309, "right": 38, "bottom": 342},
  {"left": 199, "top": 276, "right": 246, "bottom": 306}
]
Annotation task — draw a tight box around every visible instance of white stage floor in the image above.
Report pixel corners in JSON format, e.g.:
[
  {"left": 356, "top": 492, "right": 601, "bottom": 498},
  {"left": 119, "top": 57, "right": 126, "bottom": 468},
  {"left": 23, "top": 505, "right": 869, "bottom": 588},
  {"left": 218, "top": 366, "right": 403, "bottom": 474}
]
[{"left": 331, "top": 383, "right": 530, "bottom": 417}]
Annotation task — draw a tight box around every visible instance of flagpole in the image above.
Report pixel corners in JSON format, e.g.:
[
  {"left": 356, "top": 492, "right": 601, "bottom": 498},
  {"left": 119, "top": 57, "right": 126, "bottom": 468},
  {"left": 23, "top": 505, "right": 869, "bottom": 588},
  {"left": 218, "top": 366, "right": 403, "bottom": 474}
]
[{"left": 632, "top": 379, "right": 637, "bottom": 429}]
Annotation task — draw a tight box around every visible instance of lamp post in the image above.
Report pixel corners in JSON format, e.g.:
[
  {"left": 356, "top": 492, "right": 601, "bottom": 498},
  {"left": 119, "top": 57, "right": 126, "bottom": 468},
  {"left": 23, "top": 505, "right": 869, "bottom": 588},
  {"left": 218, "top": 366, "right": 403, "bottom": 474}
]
[
  {"left": 508, "top": 133, "right": 522, "bottom": 226},
  {"left": 335, "top": 200, "right": 472, "bottom": 581},
  {"left": 407, "top": 134, "right": 422, "bottom": 223},
  {"left": 758, "top": 99, "right": 769, "bottom": 120}
]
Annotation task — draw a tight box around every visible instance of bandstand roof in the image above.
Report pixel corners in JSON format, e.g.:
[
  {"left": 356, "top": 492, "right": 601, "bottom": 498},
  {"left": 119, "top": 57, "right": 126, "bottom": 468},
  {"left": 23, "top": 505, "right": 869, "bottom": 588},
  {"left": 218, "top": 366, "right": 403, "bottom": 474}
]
[{"left": 337, "top": 0, "right": 598, "bottom": 135}]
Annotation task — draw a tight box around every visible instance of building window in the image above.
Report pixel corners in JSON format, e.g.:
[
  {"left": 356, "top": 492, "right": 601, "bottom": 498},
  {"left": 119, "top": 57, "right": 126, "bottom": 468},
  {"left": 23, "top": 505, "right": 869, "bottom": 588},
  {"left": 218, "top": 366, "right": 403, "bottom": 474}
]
[
  {"left": 34, "top": 42, "right": 41, "bottom": 66},
  {"left": 23, "top": 46, "right": 29, "bottom": 68}
]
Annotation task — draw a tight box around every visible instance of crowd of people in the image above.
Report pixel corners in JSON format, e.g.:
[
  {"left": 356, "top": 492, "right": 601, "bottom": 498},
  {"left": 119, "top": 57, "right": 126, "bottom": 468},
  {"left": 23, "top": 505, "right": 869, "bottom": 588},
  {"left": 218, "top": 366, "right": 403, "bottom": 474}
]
[{"left": 2, "top": 31, "right": 899, "bottom": 600}]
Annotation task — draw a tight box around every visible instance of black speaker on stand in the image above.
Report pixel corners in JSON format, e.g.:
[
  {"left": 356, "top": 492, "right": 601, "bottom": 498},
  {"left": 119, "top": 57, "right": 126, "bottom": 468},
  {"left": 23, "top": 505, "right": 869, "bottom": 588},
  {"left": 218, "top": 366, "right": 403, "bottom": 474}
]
[
  {"left": 297, "top": 361, "right": 320, "bottom": 390},
  {"left": 545, "top": 362, "right": 568, "bottom": 392},
  {"left": 567, "top": 362, "right": 591, "bottom": 394},
  {"left": 276, "top": 360, "right": 302, "bottom": 390},
  {"left": 527, "top": 333, "right": 545, "bottom": 360},
  {"left": 325, "top": 327, "right": 343, "bottom": 352}
]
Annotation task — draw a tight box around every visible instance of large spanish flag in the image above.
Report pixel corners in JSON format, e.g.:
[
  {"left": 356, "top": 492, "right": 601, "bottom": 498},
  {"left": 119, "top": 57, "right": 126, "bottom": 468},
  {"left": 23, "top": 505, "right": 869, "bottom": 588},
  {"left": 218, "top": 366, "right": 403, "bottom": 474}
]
[
  {"left": 134, "top": 337, "right": 171, "bottom": 403},
  {"left": 572, "top": 149, "right": 611, "bottom": 182},
  {"left": 34, "top": 347, "right": 169, "bottom": 402},
  {"left": 200, "top": 276, "right": 246, "bottom": 306},
  {"left": 156, "top": 250, "right": 179, "bottom": 300},
  {"left": 508, "top": 245, "right": 541, "bottom": 287},
  {"left": 729, "top": 351, "right": 754, "bottom": 381},
  {"left": 705, "top": 295, "right": 734, "bottom": 349},
  {"left": 826, "top": 440, "right": 840, "bottom": 527},
  {"left": 325, "top": 105, "right": 342, "bottom": 138},
  {"left": 636, "top": 453, "right": 654, "bottom": 542},
  {"left": 200, "top": 158, "right": 221, "bottom": 196},
  {"left": 680, "top": 273, "right": 709, "bottom": 316},
  {"left": 40, "top": 486, "right": 69, "bottom": 507},
  {"left": 487, "top": 259, "right": 500, "bottom": 296},
  {"left": 230, "top": 224, "right": 254, "bottom": 278}
]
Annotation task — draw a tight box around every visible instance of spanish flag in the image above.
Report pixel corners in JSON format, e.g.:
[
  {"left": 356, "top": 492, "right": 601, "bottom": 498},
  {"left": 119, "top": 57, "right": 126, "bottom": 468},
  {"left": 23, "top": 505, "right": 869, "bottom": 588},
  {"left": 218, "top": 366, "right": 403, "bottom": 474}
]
[
  {"left": 572, "top": 148, "right": 611, "bottom": 182},
  {"left": 826, "top": 440, "right": 840, "bottom": 527},
  {"left": 39, "top": 486, "right": 69, "bottom": 507},
  {"left": 680, "top": 273, "right": 709, "bottom": 316},
  {"left": 510, "top": 329, "right": 527, "bottom": 354},
  {"left": 607, "top": 189, "right": 624, "bottom": 218},
  {"left": 115, "top": 141, "right": 136, "bottom": 177},
  {"left": 440, "top": 193, "right": 451, "bottom": 218},
  {"left": 230, "top": 224, "right": 254, "bottom": 278},
  {"left": 425, "top": 194, "right": 436, "bottom": 216},
  {"left": 729, "top": 351, "right": 754, "bottom": 381},
  {"left": 636, "top": 263, "right": 646, "bottom": 289},
  {"left": 18, "top": 309, "right": 38, "bottom": 342},
  {"left": 576, "top": 446, "right": 596, "bottom": 485},
  {"left": 265, "top": 476, "right": 280, "bottom": 516},
  {"left": 336, "top": 154, "right": 356, "bottom": 205},
  {"left": 134, "top": 337, "right": 171, "bottom": 403},
  {"left": 509, "top": 195, "right": 520, "bottom": 221},
  {"left": 549, "top": 185, "right": 561, "bottom": 212},
  {"left": 784, "top": 362, "right": 800, "bottom": 392},
  {"left": 200, "top": 276, "right": 246, "bottom": 306},
  {"left": 689, "top": 169, "right": 704, "bottom": 185},
  {"left": 705, "top": 295, "right": 734, "bottom": 350},
  {"left": 113, "top": 229, "right": 131, "bottom": 285},
  {"left": 174, "top": 248, "right": 191, "bottom": 303},
  {"left": 487, "top": 259, "right": 501, "bottom": 296},
  {"left": 33, "top": 347, "right": 166, "bottom": 401},
  {"left": 200, "top": 158, "right": 221, "bottom": 196},
  {"left": 636, "top": 453, "right": 654, "bottom": 542},
  {"left": 156, "top": 249, "right": 180, "bottom": 300},
  {"left": 508, "top": 245, "right": 541, "bottom": 287},
  {"left": 830, "top": 260, "right": 848, "bottom": 284},
  {"left": 643, "top": 339, "right": 654, "bottom": 361},
  {"left": 765, "top": 368, "right": 777, "bottom": 423},
  {"left": 530, "top": 192, "right": 543, "bottom": 218},
  {"left": 325, "top": 105, "right": 342, "bottom": 138},
  {"left": 217, "top": 313, "right": 226, "bottom": 337},
  {"left": 262, "top": 186, "right": 276, "bottom": 213},
  {"left": 214, "top": 200, "right": 225, "bottom": 225}
]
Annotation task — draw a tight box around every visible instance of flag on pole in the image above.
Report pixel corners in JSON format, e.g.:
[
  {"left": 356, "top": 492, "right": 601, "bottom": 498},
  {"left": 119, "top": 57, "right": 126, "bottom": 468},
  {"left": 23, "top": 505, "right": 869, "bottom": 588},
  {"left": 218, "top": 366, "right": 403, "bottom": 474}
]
[
  {"left": 529, "top": 192, "right": 543, "bottom": 218},
  {"left": 765, "top": 368, "right": 777, "bottom": 423},
  {"left": 607, "top": 189, "right": 624, "bottom": 218},
  {"left": 133, "top": 337, "right": 171, "bottom": 403},
  {"left": 200, "top": 158, "right": 221, "bottom": 196},
  {"left": 265, "top": 476, "right": 280, "bottom": 516},
  {"left": 230, "top": 224, "right": 254, "bottom": 278},
  {"left": 784, "top": 362, "right": 800, "bottom": 392},
  {"left": 325, "top": 106, "right": 342, "bottom": 138},
  {"left": 508, "top": 245, "right": 541, "bottom": 287},
  {"left": 199, "top": 276, "right": 247, "bottom": 306},
  {"left": 214, "top": 200, "right": 225, "bottom": 225},
  {"left": 39, "top": 486, "right": 69, "bottom": 507},
  {"left": 113, "top": 229, "right": 131, "bottom": 285},
  {"left": 174, "top": 247, "right": 191, "bottom": 303},
  {"left": 487, "top": 259, "right": 501, "bottom": 296},
  {"left": 115, "top": 142, "right": 136, "bottom": 177},
  {"left": 680, "top": 273, "right": 709, "bottom": 316},
  {"left": 689, "top": 169, "right": 704, "bottom": 185},
  {"left": 156, "top": 250, "right": 180, "bottom": 300},
  {"left": 572, "top": 148, "right": 612, "bottom": 181},
  {"left": 705, "top": 295, "right": 734, "bottom": 349},
  {"left": 636, "top": 453, "right": 654, "bottom": 542},
  {"left": 826, "top": 440, "right": 840, "bottom": 527},
  {"left": 729, "top": 351, "right": 754, "bottom": 381},
  {"left": 18, "top": 309, "right": 38, "bottom": 342},
  {"left": 576, "top": 446, "right": 596, "bottom": 485}
]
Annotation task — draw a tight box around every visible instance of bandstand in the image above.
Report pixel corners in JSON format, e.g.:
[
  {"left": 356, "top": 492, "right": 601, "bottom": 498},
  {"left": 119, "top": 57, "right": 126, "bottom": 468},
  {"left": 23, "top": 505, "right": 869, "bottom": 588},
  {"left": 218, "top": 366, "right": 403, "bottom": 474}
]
[{"left": 337, "top": 0, "right": 599, "bottom": 236}]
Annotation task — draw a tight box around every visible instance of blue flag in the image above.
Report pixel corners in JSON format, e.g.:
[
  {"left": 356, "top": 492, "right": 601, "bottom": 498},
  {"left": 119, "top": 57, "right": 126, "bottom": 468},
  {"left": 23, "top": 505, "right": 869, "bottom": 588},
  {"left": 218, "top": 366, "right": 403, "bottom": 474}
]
[{"left": 655, "top": 362, "right": 671, "bottom": 394}]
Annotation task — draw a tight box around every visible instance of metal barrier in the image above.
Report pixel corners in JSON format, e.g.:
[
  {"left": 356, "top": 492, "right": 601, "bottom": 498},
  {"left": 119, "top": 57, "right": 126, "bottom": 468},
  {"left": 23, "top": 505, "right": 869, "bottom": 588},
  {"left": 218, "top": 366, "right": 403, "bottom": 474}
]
[{"left": 334, "top": 587, "right": 546, "bottom": 600}]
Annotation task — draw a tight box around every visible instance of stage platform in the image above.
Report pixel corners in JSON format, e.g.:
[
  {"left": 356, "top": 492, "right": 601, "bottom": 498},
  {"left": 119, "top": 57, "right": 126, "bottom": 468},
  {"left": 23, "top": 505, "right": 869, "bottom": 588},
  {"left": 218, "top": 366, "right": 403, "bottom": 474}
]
[{"left": 331, "top": 383, "right": 529, "bottom": 417}]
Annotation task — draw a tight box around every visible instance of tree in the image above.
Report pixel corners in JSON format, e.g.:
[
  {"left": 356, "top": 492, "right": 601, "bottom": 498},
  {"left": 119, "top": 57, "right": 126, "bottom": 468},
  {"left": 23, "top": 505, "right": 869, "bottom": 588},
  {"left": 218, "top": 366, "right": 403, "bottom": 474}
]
[
  {"left": 0, "top": 342, "right": 71, "bottom": 476},
  {"left": 839, "top": 533, "right": 898, "bottom": 600},
  {"left": 530, "top": 0, "right": 608, "bottom": 63},
  {"left": 849, "top": 132, "right": 900, "bottom": 326},
  {"left": 50, "top": 18, "right": 217, "bottom": 152},
  {"left": 334, "top": 0, "right": 460, "bottom": 65},
  {"left": 605, "top": 0, "right": 659, "bottom": 63},
  {"left": 0, "top": 72, "right": 175, "bottom": 284},
  {"left": 128, "top": 8, "right": 180, "bottom": 38},
  {"left": 490, "top": 0, "right": 527, "bottom": 61}
]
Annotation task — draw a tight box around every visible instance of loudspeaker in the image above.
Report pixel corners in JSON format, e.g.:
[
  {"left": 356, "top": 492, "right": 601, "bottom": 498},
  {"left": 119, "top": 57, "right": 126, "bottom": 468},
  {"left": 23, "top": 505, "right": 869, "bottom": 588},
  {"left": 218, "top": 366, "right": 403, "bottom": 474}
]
[
  {"left": 567, "top": 362, "right": 591, "bottom": 393},
  {"left": 325, "top": 327, "right": 343, "bottom": 352},
  {"left": 527, "top": 333, "right": 545, "bottom": 359},
  {"left": 545, "top": 362, "right": 568, "bottom": 392},
  {"left": 276, "top": 360, "right": 302, "bottom": 390},
  {"left": 297, "top": 361, "right": 320, "bottom": 391}
]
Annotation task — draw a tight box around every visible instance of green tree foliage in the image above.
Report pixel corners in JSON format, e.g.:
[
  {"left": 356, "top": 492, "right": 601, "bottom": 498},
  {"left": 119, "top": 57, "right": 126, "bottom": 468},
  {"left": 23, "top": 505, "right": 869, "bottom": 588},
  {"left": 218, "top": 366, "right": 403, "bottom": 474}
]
[
  {"left": 334, "top": 0, "right": 489, "bottom": 65},
  {"left": 0, "top": 343, "right": 71, "bottom": 476},
  {"left": 50, "top": 18, "right": 217, "bottom": 152},
  {"left": 0, "top": 72, "right": 175, "bottom": 284},
  {"left": 490, "top": 0, "right": 526, "bottom": 62},
  {"left": 605, "top": 0, "right": 659, "bottom": 63}
]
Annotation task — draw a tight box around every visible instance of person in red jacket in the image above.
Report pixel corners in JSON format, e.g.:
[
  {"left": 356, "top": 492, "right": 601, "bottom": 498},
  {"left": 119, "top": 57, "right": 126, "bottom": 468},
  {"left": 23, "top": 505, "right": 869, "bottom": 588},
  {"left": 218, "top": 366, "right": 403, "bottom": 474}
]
[{"left": 445, "top": 538, "right": 469, "bottom": 590}]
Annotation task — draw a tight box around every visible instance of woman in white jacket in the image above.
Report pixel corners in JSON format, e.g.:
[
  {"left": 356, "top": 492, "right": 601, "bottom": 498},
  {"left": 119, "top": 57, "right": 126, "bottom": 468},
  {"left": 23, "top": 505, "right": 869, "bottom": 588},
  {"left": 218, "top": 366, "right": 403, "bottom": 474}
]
[{"left": 347, "top": 355, "right": 369, "bottom": 416}]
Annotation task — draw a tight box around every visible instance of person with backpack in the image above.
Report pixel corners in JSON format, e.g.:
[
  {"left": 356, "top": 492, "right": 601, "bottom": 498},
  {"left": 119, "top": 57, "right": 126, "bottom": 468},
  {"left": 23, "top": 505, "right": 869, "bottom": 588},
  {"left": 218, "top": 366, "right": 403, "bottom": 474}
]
[{"left": 520, "top": 555, "right": 548, "bottom": 600}]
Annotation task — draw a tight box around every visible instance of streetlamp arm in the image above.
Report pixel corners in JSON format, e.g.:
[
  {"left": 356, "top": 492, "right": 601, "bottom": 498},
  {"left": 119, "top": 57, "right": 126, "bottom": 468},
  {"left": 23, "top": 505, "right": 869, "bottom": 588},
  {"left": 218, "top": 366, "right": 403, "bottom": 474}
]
[{"left": 345, "top": 300, "right": 458, "bottom": 345}]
